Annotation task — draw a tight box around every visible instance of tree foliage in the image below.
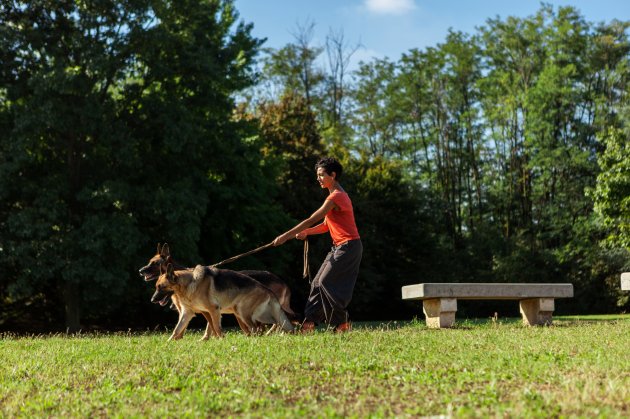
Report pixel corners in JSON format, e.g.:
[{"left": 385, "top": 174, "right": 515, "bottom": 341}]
[
  {"left": 1, "top": 3, "right": 629, "bottom": 331},
  {"left": 0, "top": 0, "right": 266, "bottom": 331},
  {"left": 593, "top": 106, "right": 630, "bottom": 251}
]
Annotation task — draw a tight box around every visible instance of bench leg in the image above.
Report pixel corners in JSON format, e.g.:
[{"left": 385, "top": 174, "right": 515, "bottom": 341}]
[
  {"left": 423, "top": 298, "right": 457, "bottom": 328},
  {"left": 519, "top": 298, "right": 555, "bottom": 326}
]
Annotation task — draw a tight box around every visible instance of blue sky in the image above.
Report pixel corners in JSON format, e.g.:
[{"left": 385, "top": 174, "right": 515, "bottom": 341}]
[{"left": 234, "top": 0, "right": 629, "bottom": 68}]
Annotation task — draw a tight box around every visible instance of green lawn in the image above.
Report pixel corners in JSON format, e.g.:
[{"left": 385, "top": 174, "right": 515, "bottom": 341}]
[{"left": 1, "top": 315, "right": 628, "bottom": 417}]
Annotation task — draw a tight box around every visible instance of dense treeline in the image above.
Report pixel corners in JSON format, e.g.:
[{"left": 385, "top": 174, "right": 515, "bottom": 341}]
[{"left": 0, "top": 1, "right": 628, "bottom": 332}]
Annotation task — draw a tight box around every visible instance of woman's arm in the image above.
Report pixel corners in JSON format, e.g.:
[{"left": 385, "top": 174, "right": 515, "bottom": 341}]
[
  {"left": 296, "top": 222, "right": 329, "bottom": 240},
  {"left": 273, "top": 199, "right": 337, "bottom": 246}
]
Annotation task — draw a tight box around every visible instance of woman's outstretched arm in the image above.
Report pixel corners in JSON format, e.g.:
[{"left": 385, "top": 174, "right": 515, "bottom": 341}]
[{"left": 273, "top": 199, "right": 337, "bottom": 246}]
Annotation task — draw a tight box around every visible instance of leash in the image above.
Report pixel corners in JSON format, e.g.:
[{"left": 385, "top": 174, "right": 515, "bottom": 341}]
[
  {"left": 303, "top": 237, "right": 312, "bottom": 282},
  {"left": 210, "top": 238, "right": 312, "bottom": 283},
  {"left": 211, "top": 241, "right": 274, "bottom": 268}
]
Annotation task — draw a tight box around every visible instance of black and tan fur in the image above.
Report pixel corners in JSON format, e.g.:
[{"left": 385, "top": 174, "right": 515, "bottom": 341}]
[
  {"left": 152, "top": 263, "right": 294, "bottom": 340},
  {"left": 139, "top": 243, "right": 296, "bottom": 316},
  {"left": 139, "top": 244, "right": 299, "bottom": 338}
]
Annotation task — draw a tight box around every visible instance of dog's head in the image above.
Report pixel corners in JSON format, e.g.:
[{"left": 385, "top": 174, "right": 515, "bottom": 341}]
[
  {"left": 151, "top": 263, "right": 177, "bottom": 306},
  {"left": 139, "top": 243, "right": 171, "bottom": 282}
]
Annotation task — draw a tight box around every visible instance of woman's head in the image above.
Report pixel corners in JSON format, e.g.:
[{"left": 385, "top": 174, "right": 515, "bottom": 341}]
[{"left": 315, "top": 157, "right": 343, "bottom": 181}]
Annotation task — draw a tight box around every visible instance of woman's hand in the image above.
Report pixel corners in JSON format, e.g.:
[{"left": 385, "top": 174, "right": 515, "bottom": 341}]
[{"left": 273, "top": 233, "right": 291, "bottom": 246}]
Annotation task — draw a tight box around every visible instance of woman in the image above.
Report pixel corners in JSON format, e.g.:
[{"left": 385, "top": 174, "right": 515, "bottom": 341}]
[{"left": 273, "top": 157, "right": 362, "bottom": 333}]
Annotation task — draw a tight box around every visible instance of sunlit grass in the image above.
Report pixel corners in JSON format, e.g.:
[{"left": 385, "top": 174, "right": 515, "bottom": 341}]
[{"left": 1, "top": 315, "right": 628, "bottom": 417}]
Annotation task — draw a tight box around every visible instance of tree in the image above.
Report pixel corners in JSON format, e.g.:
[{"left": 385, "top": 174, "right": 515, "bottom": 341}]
[
  {"left": 476, "top": 6, "right": 628, "bottom": 310},
  {"left": 0, "top": 0, "right": 264, "bottom": 331},
  {"left": 593, "top": 109, "right": 630, "bottom": 250},
  {"left": 315, "top": 28, "right": 360, "bottom": 160},
  {"left": 591, "top": 20, "right": 630, "bottom": 251},
  {"left": 255, "top": 93, "right": 326, "bottom": 221},
  {"left": 261, "top": 19, "right": 325, "bottom": 107},
  {"left": 351, "top": 57, "right": 404, "bottom": 159},
  {"left": 344, "top": 156, "right": 445, "bottom": 319},
  {"left": 322, "top": 28, "right": 360, "bottom": 137}
]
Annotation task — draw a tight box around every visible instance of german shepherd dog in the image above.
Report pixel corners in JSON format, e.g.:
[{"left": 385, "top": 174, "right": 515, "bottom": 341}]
[
  {"left": 152, "top": 263, "right": 294, "bottom": 340},
  {"left": 139, "top": 243, "right": 298, "bottom": 337},
  {"left": 139, "top": 244, "right": 294, "bottom": 312}
]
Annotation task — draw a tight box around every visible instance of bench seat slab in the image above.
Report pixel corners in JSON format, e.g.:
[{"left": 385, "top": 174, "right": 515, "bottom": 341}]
[{"left": 402, "top": 283, "right": 573, "bottom": 300}]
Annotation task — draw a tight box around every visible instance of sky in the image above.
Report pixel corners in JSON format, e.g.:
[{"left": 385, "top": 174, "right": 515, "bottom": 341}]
[{"left": 234, "top": 0, "right": 629, "bottom": 69}]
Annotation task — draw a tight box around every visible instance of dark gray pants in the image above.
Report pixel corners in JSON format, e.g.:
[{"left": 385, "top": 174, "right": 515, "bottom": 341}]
[{"left": 304, "top": 239, "right": 362, "bottom": 326}]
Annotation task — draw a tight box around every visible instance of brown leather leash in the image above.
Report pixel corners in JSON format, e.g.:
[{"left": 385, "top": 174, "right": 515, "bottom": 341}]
[
  {"left": 211, "top": 238, "right": 312, "bottom": 283},
  {"left": 210, "top": 242, "right": 274, "bottom": 268}
]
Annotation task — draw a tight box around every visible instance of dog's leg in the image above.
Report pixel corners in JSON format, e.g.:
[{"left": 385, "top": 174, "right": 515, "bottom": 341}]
[
  {"left": 235, "top": 309, "right": 257, "bottom": 336},
  {"left": 234, "top": 315, "right": 251, "bottom": 335},
  {"left": 246, "top": 309, "right": 263, "bottom": 335},
  {"left": 170, "top": 309, "right": 194, "bottom": 341},
  {"left": 170, "top": 294, "right": 183, "bottom": 314},
  {"left": 200, "top": 312, "right": 218, "bottom": 340},
  {"left": 207, "top": 306, "right": 223, "bottom": 338}
]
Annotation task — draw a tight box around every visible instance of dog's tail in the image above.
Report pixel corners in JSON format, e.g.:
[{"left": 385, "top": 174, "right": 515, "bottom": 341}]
[
  {"left": 278, "top": 289, "right": 304, "bottom": 324},
  {"left": 282, "top": 304, "right": 303, "bottom": 325},
  {"left": 278, "top": 290, "right": 296, "bottom": 317},
  {"left": 193, "top": 264, "right": 209, "bottom": 282}
]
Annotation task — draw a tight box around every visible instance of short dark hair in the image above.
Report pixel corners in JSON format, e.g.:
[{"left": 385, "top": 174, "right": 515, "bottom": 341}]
[{"left": 315, "top": 157, "right": 343, "bottom": 180}]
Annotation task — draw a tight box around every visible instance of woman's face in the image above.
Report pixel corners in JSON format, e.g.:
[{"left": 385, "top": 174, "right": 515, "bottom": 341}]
[{"left": 316, "top": 167, "right": 335, "bottom": 189}]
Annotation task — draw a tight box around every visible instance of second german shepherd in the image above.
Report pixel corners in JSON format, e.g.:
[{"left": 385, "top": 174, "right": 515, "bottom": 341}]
[{"left": 152, "top": 263, "right": 294, "bottom": 340}]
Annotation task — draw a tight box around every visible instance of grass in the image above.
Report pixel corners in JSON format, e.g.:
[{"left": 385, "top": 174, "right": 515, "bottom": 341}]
[{"left": 1, "top": 315, "right": 629, "bottom": 417}]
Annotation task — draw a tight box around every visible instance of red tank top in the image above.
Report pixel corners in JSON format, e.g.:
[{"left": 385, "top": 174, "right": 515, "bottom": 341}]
[{"left": 324, "top": 190, "right": 360, "bottom": 246}]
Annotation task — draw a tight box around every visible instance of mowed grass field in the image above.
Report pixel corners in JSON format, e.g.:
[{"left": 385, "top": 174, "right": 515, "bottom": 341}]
[{"left": 1, "top": 315, "right": 628, "bottom": 417}]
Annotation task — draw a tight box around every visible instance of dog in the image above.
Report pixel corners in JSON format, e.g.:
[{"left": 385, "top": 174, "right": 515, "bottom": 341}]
[
  {"left": 152, "top": 263, "right": 294, "bottom": 339},
  {"left": 139, "top": 243, "right": 299, "bottom": 337},
  {"left": 139, "top": 243, "right": 295, "bottom": 313}
]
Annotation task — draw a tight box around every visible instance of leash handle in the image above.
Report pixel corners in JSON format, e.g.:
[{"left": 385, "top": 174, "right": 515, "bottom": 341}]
[
  {"left": 303, "top": 237, "right": 311, "bottom": 282},
  {"left": 211, "top": 242, "right": 274, "bottom": 268}
]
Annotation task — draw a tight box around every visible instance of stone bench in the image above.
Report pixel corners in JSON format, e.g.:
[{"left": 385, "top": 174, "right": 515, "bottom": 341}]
[
  {"left": 401, "top": 283, "right": 574, "bottom": 328},
  {"left": 622, "top": 273, "right": 630, "bottom": 291}
]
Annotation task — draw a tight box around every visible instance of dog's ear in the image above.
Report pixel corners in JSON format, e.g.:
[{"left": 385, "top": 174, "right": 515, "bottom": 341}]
[
  {"left": 161, "top": 243, "right": 170, "bottom": 258},
  {"left": 166, "top": 263, "right": 176, "bottom": 283},
  {"left": 159, "top": 261, "right": 167, "bottom": 275},
  {"left": 157, "top": 243, "right": 162, "bottom": 256}
]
